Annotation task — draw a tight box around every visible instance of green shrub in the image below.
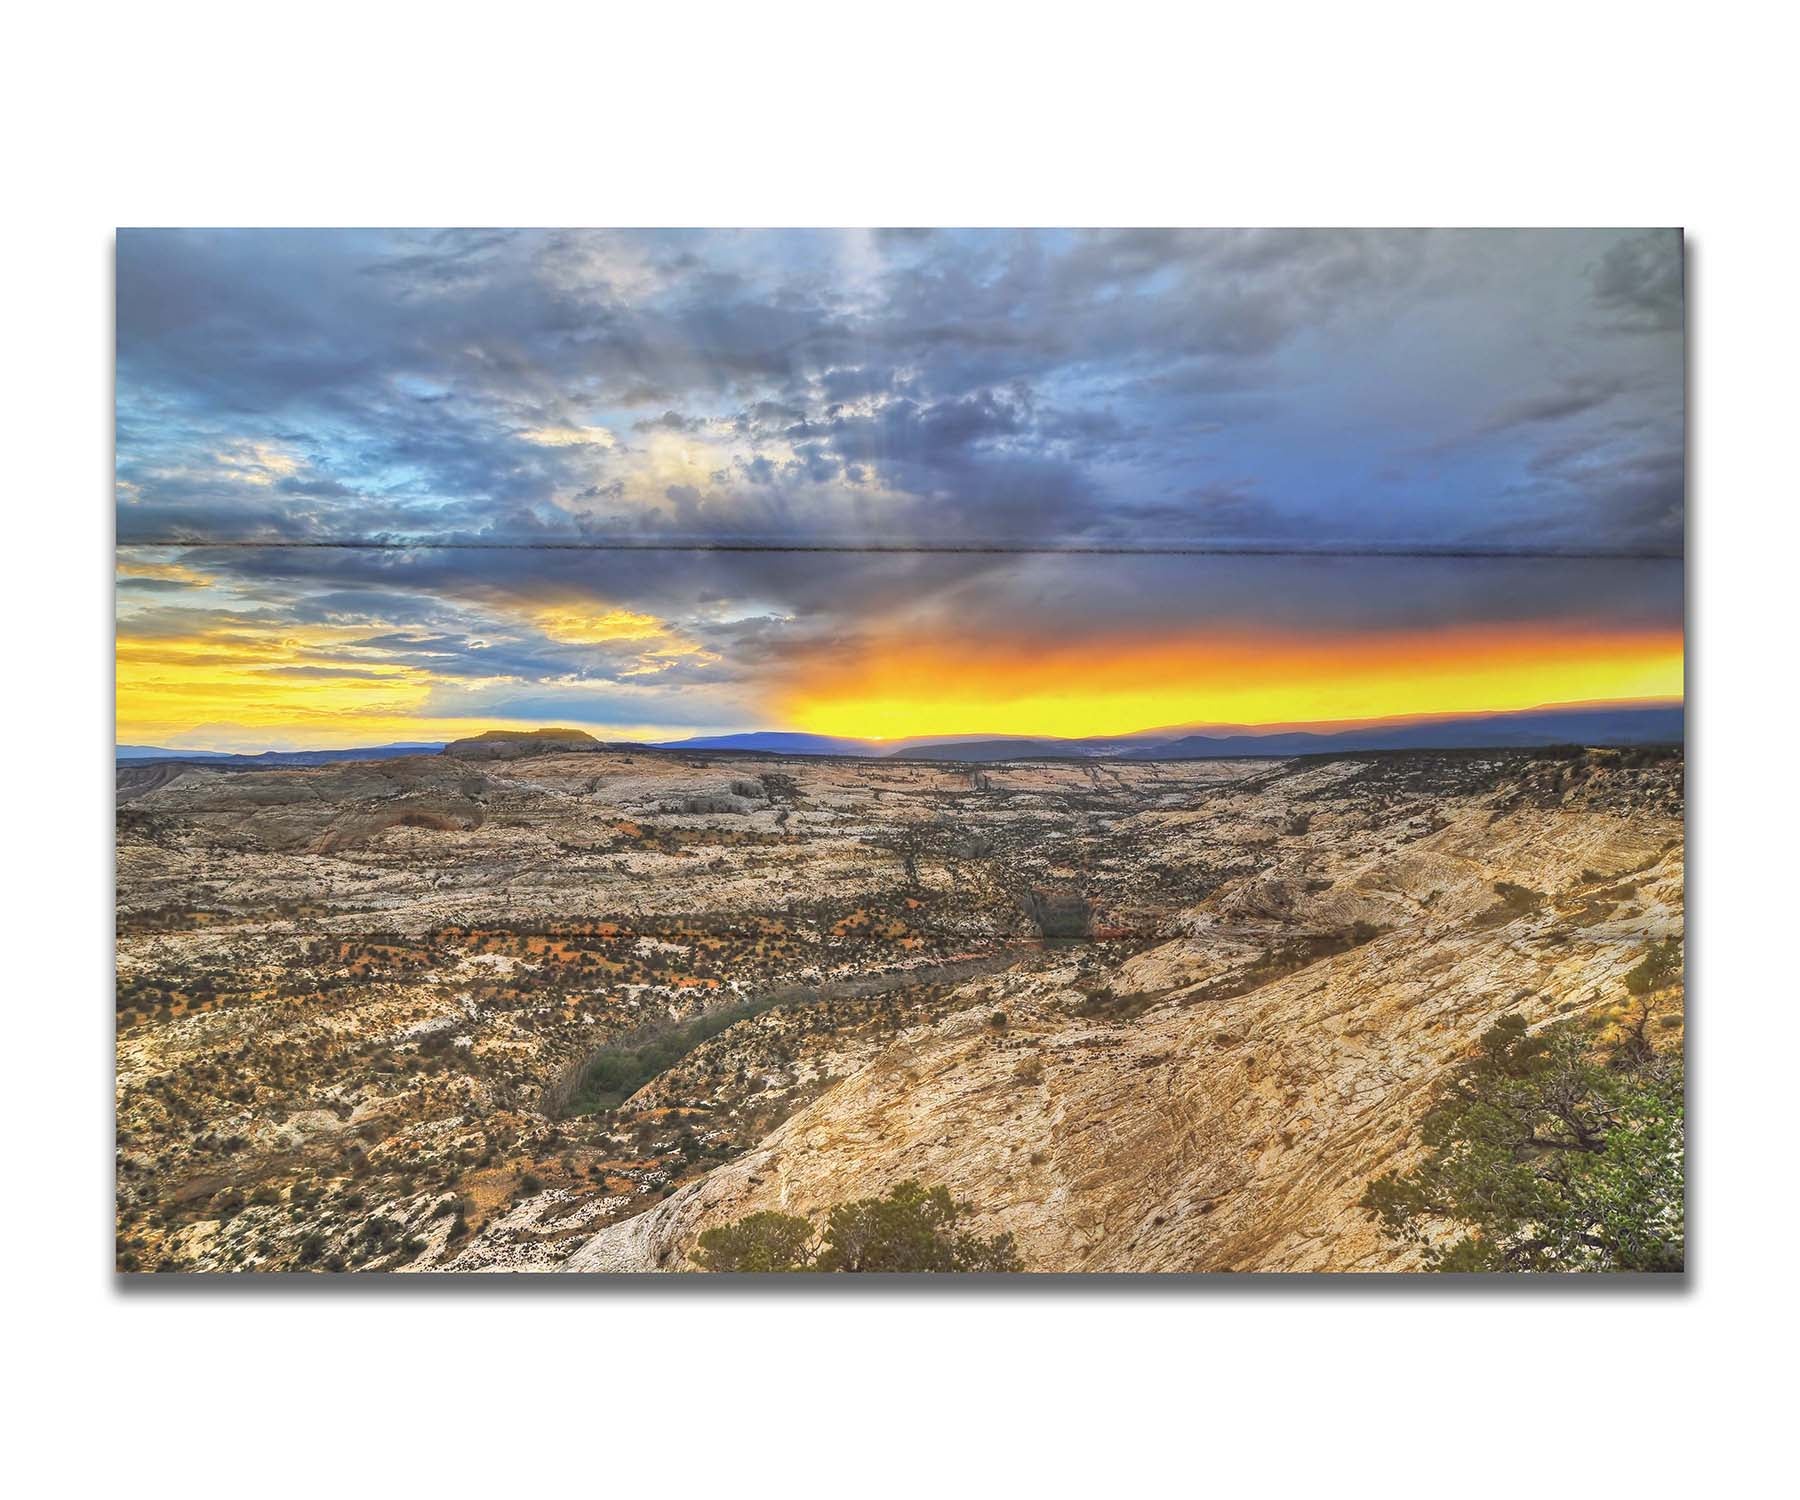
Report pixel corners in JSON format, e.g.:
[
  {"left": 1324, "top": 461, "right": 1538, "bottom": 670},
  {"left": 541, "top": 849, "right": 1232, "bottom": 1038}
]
[
  {"left": 1360, "top": 1012, "right": 1683, "bottom": 1272},
  {"left": 692, "top": 1211, "right": 817, "bottom": 1271},
  {"left": 1624, "top": 937, "right": 1682, "bottom": 996},
  {"left": 817, "top": 1181, "right": 1022, "bottom": 1271},
  {"left": 563, "top": 997, "right": 784, "bottom": 1115},
  {"left": 690, "top": 1180, "right": 1023, "bottom": 1273}
]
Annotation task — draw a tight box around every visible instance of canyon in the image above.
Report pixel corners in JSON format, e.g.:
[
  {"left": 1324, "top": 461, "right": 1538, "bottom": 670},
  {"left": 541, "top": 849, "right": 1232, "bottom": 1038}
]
[{"left": 115, "top": 741, "right": 1684, "bottom": 1272}]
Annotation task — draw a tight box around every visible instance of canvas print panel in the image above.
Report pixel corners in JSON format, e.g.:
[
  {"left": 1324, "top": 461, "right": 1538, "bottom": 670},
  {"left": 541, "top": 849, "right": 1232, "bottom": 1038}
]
[{"left": 115, "top": 229, "right": 1684, "bottom": 1273}]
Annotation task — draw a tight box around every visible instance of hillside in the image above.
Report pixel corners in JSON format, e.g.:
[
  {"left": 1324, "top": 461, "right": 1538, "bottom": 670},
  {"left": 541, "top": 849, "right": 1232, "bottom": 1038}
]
[
  {"left": 442, "top": 728, "right": 602, "bottom": 760},
  {"left": 567, "top": 751, "right": 1682, "bottom": 1270}
]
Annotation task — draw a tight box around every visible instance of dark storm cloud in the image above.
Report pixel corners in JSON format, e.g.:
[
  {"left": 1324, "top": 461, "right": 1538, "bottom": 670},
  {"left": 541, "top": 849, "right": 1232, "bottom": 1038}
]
[
  {"left": 1118, "top": 482, "right": 1295, "bottom": 541},
  {"left": 1591, "top": 231, "right": 1685, "bottom": 334},
  {"left": 117, "top": 228, "right": 1683, "bottom": 557},
  {"left": 164, "top": 540, "right": 1002, "bottom": 633},
  {"left": 141, "top": 539, "right": 1681, "bottom": 660},
  {"left": 634, "top": 410, "right": 703, "bottom": 434},
  {"left": 1480, "top": 376, "right": 1629, "bottom": 435},
  {"left": 117, "top": 576, "right": 200, "bottom": 593}
]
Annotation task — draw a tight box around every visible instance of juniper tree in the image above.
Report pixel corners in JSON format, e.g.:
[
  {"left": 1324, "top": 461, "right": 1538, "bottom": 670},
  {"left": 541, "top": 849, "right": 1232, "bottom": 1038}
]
[{"left": 1361, "top": 1009, "right": 1683, "bottom": 1272}]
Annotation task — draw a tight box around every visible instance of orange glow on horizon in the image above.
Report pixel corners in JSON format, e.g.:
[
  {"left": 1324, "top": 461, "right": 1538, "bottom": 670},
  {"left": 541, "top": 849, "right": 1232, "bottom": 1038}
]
[
  {"left": 115, "top": 597, "right": 1684, "bottom": 751},
  {"left": 778, "top": 625, "right": 1685, "bottom": 741}
]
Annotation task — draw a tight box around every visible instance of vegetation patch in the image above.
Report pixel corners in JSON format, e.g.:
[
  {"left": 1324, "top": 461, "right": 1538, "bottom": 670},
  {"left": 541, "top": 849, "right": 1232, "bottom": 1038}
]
[
  {"left": 554, "top": 998, "right": 787, "bottom": 1116},
  {"left": 691, "top": 1180, "right": 1022, "bottom": 1272},
  {"left": 1361, "top": 945, "right": 1684, "bottom": 1272},
  {"left": 1474, "top": 881, "right": 1547, "bottom": 928},
  {"left": 1182, "top": 922, "right": 1384, "bottom": 1007}
]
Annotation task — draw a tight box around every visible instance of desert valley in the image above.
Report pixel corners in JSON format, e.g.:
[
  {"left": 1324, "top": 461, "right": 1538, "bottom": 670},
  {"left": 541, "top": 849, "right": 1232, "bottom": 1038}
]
[{"left": 115, "top": 730, "right": 1684, "bottom": 1272}]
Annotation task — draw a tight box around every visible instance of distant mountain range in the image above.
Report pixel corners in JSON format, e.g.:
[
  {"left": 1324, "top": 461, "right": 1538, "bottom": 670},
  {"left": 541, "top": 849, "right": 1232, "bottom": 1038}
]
[
  {"left": 115, "top": 742, "right": 446, "bottom": 766},
  {"left": 885, "top": 703, "right": 1684, "bottom": 762},
  {"left": 658, "top": 702, "right": 1683, "bottom": 761},
  {"left": 650, "top": 731, "right": 889, "bottom": 757},
  {"left": 118, "top": 701, "right": 1683, "bottom": 768}
]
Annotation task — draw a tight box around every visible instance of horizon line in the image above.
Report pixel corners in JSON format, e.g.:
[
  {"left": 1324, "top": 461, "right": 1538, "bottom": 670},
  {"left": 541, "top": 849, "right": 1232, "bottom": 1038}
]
[{"left": 116, "top": 695, "right": 1686, "bottom": 758}]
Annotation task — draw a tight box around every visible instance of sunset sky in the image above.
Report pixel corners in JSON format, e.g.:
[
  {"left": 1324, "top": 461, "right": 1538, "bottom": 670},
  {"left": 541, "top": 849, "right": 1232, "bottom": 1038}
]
[{"left": 115, "top": 229, "right": 1683, "bottom": 750}]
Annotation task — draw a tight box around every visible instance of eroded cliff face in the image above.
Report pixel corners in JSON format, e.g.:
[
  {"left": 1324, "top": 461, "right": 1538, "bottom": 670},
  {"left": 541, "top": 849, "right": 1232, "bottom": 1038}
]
[{"left": 570, "top": 781, "right": 1683, "bottom": 1273}]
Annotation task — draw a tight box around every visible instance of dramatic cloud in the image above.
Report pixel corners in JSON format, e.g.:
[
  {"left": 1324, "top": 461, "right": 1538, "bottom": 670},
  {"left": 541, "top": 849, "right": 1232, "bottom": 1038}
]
[{"left": 114, "top": 229, "right": 1684, "bottom": 748}]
